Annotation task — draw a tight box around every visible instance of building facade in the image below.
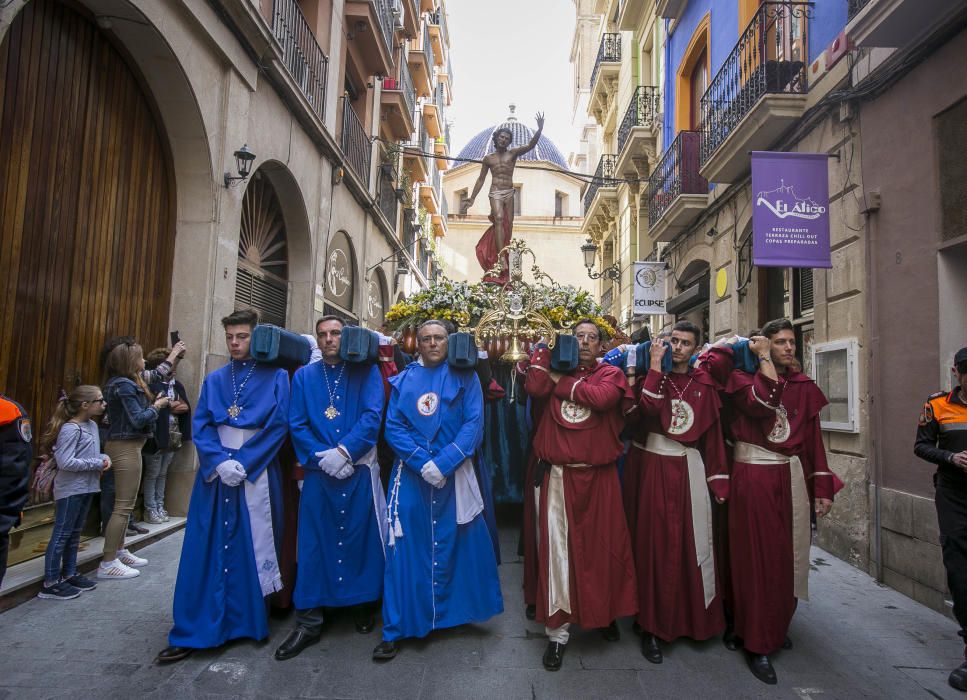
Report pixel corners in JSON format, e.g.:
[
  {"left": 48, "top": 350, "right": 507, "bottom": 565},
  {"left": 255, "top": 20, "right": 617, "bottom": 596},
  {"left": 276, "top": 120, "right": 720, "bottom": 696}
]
[
  {"left": 576, "top": 0, "right": 967, "bottom": 616},
  {"left": 438, "top": 110, "right": 588, "bottom": 289},
  {"left": 0, "top": 0, "right": 453, "bottom": 576}
]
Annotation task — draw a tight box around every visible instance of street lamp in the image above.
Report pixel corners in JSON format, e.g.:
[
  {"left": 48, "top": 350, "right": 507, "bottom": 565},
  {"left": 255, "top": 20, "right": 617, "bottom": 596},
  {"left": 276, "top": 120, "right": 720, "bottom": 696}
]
[
  {"left": 224, "top": 144, "right": 257, "bottom": 188},
  {"left": 581, "top": 238, "right": 621, "bottom": 281}
]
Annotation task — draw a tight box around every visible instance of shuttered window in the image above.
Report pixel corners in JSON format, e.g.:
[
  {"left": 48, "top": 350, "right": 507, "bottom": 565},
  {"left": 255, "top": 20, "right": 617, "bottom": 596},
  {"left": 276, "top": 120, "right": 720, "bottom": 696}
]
[
  {"left": 794, "top": 268, "right": 814, "bottom": 318},
  {"left": 235, "top": 264, "right": 287, "bottom": 328}
]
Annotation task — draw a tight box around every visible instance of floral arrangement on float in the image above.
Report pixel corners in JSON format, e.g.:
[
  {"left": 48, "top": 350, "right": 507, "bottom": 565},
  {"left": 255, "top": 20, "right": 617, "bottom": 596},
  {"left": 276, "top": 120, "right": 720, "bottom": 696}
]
[{"left": 385, "top": 240, "right": 615, "bottom": 360}]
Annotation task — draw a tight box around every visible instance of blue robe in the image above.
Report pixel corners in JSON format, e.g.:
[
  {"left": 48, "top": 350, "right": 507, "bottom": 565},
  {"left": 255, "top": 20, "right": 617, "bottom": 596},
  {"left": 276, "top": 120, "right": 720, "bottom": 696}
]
[
  {"left": 381, "top": 361, "right": 504, "bottom": 642},
  {"left": 168, "top": 360, "right": 289, "bottom": 649},
  {"left": 289, "top": 360, "right": 385, "bottom": 609}
]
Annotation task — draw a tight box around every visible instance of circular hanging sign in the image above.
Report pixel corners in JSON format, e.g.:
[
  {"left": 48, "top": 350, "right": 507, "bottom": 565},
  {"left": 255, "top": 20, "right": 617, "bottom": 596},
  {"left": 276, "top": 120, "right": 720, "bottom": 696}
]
[
  {"left": 325, "top": 231, "right": 355, "bottom": 310},
  {"left": 715, "top": 268, "right": 728, "bottom": 299}
]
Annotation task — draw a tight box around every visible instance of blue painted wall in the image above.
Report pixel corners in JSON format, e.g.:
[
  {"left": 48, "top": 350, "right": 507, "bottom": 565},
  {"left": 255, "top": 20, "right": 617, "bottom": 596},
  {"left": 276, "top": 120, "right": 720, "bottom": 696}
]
[{"left": 661, "top": 1, "right": 849, "bottom": 150}]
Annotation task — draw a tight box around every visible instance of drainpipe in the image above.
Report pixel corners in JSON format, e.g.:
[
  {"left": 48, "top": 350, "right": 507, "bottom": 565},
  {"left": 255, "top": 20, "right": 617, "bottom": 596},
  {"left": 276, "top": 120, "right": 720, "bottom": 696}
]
[{"left": 866, "top": 203, "right": 884, "bottom": 582}]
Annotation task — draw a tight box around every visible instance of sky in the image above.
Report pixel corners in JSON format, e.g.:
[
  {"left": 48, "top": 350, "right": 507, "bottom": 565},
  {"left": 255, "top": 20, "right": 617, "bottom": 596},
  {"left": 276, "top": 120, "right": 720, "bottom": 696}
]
[{"left": 444, "top": 0, "right": 579, "bottom": 161}]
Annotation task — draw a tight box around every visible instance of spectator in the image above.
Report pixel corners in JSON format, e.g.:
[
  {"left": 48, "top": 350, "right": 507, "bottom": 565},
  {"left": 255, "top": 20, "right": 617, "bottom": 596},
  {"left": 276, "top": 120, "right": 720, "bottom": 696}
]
[
  {"left": 37, "top": 386, "right": 111, "bottom": 600},
  {"left": 0, "top": 394, "right": 31, "bottom": 589},
  {"left": 99, "top": 341, "right": 168, "bottom": 580},
  {"left": 141, "top": 348, "right": 192, "bottom": 524}
]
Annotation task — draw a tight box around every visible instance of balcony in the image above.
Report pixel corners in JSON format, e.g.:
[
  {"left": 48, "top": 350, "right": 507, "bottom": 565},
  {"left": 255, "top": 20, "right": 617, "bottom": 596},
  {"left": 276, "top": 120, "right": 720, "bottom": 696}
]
[
  {"left": 582, "top": 154, "right": 619, "bottom": 240},
  {"left": 699, "top": 2, "right": 811, "bottom": 184},
  {"left": 432, "top": 189, "right": 448, "bottom": 236},
  {"left": 588, "top": 33, "right": 622, "bottom": 128},
  {"left": 341, "top": 98, "right": 372, "bottom": 186},
  {"left": 408, "top": 30, "right": 434, "bottom": 99},
  {"left": 344, "top": 0, "right": 396, "bottom": 78},
  {"left": 617, "top": 0, "right": 650, "bottom": 30},
  {"left": 271, "top": 0, "right": 329, "bottom": 120},
  {"left": 403, "top": 0, "right": 420, "bottom": 37},
  {"left": 647, "top": 131, "right": 708, "bottom": 243},
  {"left": 847, "top": 0, "right": 967, "bottom": 48},
  {"left": 427, "top": 9, "right": 449, "bottom": 66},
  {"left": 434, "top": 122, "right": 451, "bottom": 170},
  {"left": 655, "top": 0, "right": 687, "bottom": 19},
  {"left": 380, "top": 64, "right": 416, "bottom": 141},
  {"left": 420, "top": 158, "right": 441, "bottom": 214},
  {"left": 377, "top": 164, "right": 400, "bottom": 232},
  {"left": 422, "top": 83, "right": 445, "bottom": 138},
  {"left": 615, "top": 85, "right": 660, "bottom": 178}
]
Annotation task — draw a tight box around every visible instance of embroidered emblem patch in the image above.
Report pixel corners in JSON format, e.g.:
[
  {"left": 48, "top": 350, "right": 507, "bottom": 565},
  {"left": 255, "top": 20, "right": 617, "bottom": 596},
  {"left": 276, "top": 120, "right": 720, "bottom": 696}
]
[
  {"left": 17, "top": 417, "right": 31, "bottom": 443},
  {"left": 560, "top": 400, "right": 591, "bottom": 424},
  {"left": 768, "top": 408, "right": 792, "bottom": 444},
  {"left": 417, "top": 392, "right": 439, "bottom": 416},
  {"left": 668, "top": 399, "right": 695, "bottom": 435}
]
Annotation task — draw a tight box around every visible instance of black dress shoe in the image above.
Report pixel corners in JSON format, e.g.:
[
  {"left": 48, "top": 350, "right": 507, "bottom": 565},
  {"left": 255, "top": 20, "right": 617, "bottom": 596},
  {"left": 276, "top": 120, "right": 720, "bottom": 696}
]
[
  {"left": 156, "top": 646, "right": 193, "bottom": 664},
  {"left": 747, "top": 653, "right": 777, "bottom": 685},
  {"left": 723, "top": 627, "right": 743, "bottom": 651},
  {"left": 542, "top": 641, "right": 566, "bottom": 671},
  {"left": 525, "top": 604, "right": 536, "bottom": 620},
  {"left": 274, "top": 630, "right": 320, "bottom": 661},
  {"left": 641, "top": 634, "right": 663, "bottom": 664},
  {"left": 354, "top": 614, "right": 376, "bottom": 634},
  {"left": 600, "top": 620, "right": 620, "bottom": 642},
  {"left": 372, "top": 640, "right": 398, "bottom": 661},
  {"left": 950, "top": 661, "right": 967, "bottom": 691},
  {"left": 782, "top": 636, "right": 793, "bottom": 650}
]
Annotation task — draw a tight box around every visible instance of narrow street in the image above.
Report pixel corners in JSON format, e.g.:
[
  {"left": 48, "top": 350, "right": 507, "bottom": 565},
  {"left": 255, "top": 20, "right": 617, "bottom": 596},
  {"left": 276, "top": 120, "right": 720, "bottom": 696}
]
[{"left": 0, "top": 528, "right": 963, "bottom": 700}]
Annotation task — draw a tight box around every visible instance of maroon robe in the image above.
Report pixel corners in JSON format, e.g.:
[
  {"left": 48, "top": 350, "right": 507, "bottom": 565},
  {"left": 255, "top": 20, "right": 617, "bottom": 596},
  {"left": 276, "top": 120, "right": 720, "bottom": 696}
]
[
  {"left": 706, "top": 347, "right": 839, "bottom": 655},
  {"left": 518, "top": 353, "right": 547, "bottom": 608},
  {"left": 525, "top": 350, "right": 638, "bottom": 630},
  {"left": 475, "top": 210, "right": 512, "bottom": 284},
  {"left": 630, "top": 368, "right": 729, "bottom": 641}
]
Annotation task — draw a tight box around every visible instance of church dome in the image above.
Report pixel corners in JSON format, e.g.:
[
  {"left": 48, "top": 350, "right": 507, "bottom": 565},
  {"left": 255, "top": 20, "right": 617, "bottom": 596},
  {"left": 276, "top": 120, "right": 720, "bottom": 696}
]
[{"left": 456, "top": 105, "right": 568, "bottom": 170}]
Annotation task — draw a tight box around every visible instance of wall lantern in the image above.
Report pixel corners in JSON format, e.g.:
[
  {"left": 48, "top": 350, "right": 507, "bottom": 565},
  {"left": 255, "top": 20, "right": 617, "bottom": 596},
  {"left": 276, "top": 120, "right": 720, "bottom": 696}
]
[
  {"left": 224, "top": 144, "right": 257, "bottom": 188},
  {"left": 580, "top": 238, "right": 620, "bottom": 281}
]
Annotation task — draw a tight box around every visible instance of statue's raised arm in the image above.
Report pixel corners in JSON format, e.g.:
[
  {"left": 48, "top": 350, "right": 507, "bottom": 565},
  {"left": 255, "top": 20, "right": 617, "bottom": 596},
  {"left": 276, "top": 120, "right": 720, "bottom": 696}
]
[{"left": 511, "top": 113, "right": 544, "bottom": 157}]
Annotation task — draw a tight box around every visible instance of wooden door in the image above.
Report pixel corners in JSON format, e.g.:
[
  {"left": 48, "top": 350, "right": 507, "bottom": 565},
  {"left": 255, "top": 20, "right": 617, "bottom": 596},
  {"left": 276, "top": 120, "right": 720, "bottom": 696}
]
[{"left": 0, "top": 0, "right": 174, "bottom": 457}]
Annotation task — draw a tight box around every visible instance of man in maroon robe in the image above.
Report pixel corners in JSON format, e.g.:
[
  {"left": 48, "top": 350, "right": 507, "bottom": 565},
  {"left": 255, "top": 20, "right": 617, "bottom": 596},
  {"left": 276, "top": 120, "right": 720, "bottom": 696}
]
[
  {"left": 629, "top": 321, "right": 729, "bottom": 664},
  {"left": 704, "top": 319, "right": 839, "bottom": 685},
  {"left": 524, "top": 321, "right": 638, "bottom": 671}
]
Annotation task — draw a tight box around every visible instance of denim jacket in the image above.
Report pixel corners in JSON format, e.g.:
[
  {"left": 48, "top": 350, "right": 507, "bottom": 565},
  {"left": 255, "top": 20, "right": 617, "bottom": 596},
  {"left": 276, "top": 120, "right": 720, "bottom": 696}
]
[{"left": 103, "top": 376, "right": 158, "bottom": 441}]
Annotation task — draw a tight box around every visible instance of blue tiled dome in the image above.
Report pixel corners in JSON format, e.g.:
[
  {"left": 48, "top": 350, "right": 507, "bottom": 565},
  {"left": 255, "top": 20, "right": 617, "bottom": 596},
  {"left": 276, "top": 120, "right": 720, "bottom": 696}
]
[{"left": 456, "top": 105, "right": 567, "bottom": 169}]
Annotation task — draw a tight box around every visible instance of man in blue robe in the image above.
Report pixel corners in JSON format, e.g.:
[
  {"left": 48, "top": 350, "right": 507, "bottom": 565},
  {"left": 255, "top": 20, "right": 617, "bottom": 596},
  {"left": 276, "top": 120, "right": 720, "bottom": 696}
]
[
  {"left": 373, "top": 320, "right": 504, "bottom": 661},
  {"left": 156, "top": 309, "right": 289, "bottom": 663},
  {"left": 274, "top": 316, "right": 386, "bottom": 661}
]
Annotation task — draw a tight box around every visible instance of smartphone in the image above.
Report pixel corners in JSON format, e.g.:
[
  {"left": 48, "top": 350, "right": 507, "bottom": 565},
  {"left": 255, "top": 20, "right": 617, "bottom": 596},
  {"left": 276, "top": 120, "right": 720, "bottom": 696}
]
[{"left": 170, "top": 331, "right": 185, "bottom": 359}]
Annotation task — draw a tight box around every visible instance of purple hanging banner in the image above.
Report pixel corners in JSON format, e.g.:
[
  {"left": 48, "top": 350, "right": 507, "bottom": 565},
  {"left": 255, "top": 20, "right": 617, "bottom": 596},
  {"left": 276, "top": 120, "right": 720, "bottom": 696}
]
[{"left": 751, "top": 151, "right": 832, "bottom": 268}]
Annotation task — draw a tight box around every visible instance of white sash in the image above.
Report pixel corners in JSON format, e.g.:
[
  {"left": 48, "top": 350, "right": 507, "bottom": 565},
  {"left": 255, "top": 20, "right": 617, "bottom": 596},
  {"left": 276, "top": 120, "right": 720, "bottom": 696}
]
[
  {"left": 733, "top": 441, "right": 811, "bottom": 600},
  {"left": 644, "top": 433, "right": 716, "bottom": 608},
  {"left": 357, "top": 446, "right": 388, "bottom": 553},
  {"left": 544, "top": 462, "right": 591, "bottom": 617},
  {"left": 217, "top": 425, "right": 282, "bottom": 597},
  {"left": 454, "top": 458, "right": 484, "bottom": 525}
]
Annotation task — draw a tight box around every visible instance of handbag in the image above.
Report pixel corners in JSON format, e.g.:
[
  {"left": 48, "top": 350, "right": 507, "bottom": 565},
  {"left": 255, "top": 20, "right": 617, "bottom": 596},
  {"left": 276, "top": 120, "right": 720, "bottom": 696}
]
[{"left": 30, "top": 455, "right": 57, "bottom": 504}]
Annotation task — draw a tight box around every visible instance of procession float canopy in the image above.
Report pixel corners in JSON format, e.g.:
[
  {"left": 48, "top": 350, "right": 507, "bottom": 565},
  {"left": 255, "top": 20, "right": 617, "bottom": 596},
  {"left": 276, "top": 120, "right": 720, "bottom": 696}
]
[{"left": 386, "top": 239, "right": 614, "bottom": 362}]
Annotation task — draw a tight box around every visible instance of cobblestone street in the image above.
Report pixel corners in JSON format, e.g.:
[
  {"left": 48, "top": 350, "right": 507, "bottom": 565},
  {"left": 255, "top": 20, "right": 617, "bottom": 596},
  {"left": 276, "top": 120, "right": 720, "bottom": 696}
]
[{"left": 0, "top": 528, "right": 964, "bottom": 699}]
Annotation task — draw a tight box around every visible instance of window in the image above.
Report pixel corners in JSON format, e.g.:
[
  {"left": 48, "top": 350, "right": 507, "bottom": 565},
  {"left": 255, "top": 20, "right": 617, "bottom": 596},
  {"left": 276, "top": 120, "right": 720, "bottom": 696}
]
[
  {"left": 456, "top": 188, "right": 469, "bottom": 214},
  {"left": 513, "top": 185, "right": 522, "bottom": 216},
  {"left": 689, "top": 48, "right": 708, "bottom": 131},
  {"left": 675, "top": 13, "right": 710, "bottom": 133},
  {"left": 554, "top": 191, "right": 567, "bottom": 218},
  {"left": 793, "top": 268, "right": 814, "bottom": 319},
  {"left": 810, "top": 339, "right": 860, "bottom": 432}
]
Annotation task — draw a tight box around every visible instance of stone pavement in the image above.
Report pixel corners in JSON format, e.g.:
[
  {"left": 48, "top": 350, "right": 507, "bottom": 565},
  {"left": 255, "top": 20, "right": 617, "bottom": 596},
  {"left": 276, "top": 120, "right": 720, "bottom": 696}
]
[{"left": 1, "top": 527, "right": 965, "bottom": 700}]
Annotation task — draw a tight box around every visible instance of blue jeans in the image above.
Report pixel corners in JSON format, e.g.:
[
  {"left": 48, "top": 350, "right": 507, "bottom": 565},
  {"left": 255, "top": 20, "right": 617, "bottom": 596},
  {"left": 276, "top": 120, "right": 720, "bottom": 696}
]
[
  {"left": 44, "top": 493, "right": 94, "bottom": 585},
  {"left": 142, "top": 451, "right": 175, "bottom": 511}
]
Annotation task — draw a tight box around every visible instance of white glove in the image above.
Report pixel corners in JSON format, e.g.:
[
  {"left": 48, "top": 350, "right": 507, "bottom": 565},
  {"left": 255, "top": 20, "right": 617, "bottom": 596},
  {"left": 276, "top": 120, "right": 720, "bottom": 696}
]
[
  {"left": 315, "top": 447, "right": 351, "bottom": 476},
  {"left": 333, "top": 461, "right": 355, "bottom": 480},
  {"left": 421, "top": 460, "right": 446, "bottom": 489},
  {"left": 297, "top": 479, "right": 304, "bottom": 492},
  {"left": 216, "top": 460, "right": 246, "bottom": 487}
]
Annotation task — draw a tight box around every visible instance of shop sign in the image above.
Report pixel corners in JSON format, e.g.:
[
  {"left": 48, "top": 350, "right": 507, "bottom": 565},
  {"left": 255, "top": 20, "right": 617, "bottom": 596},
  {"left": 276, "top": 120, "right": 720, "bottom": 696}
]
[
  {"left": 325, "top": 231, "right": 355, "bottom": 309},
  {"left": 632, "top": 261, "right": 667, "bottom": 316}
]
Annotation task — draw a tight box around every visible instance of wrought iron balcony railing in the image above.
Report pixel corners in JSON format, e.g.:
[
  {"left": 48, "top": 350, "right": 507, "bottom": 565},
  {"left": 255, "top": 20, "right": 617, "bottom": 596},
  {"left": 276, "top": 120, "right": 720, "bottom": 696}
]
[
  {"left": 422, "top": 24, "right": 436, "bottom": 68},
  {"left": 847, "top": 0, "right": 870, "bottom": 19},
  {"left": 377, "top": 165, "right": 399, "bottom": 228},
  {"left": 647, "top": 131, "right": 707, "bottom": 228},
  {"left": 341, "top": 98, "right": 371, "bottom": 185},
  {"left": 272, "top": 0, "right": 329, "bottom": 120},
  {"left": 429, "top": 8, "right": 447, "bottom": 43},
  {"left": 617, "top": 86, "right": 661, "bottom": 155},
  {"left": 431, "top": 155, "right": 442, "bottom": 194},
  {"left": 700, "top": 2, "right": 812, "bottom": 166},
  {"left": 583, "top": 154, "right": 618, "bottom": 213},
  {"left": 590, "top": 33, "right": 621, "bottom": 89},
  {"left": 375, "top": 0, "right": 396, "bottom": 56},
  {"left": 396, "top": 61, "right": 416, "bottom": 119}
]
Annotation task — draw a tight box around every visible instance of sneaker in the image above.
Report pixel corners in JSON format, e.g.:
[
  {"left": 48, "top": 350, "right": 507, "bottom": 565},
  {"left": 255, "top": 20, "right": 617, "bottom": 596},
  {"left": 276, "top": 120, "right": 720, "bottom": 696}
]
[
  {"left": 128, "top": 523, "right": 149, "bottom": 535},
  {"left": 98, "top": 560, "right": 140, "bottom": 580},
  {"left": 118, "top": 549, "right": 148, "bottom": 567},
  {"left": 144, "top": 509, "right": 165, "bottom": 525},
  {"left": 161, "top": 508, "right": 170, "bottom": 522},
  {"left": 64, "top": 574, "right": 97, "bottom": 591},
  {"left": 37, "top": 581, "right": 82, "bottom": 600}
]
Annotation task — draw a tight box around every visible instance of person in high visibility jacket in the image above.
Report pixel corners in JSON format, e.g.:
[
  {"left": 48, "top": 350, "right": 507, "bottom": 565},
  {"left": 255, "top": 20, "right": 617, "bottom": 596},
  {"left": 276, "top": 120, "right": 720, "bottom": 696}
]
[{"left": 0, "top": 394, "right": 32, "bottom": 587}]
